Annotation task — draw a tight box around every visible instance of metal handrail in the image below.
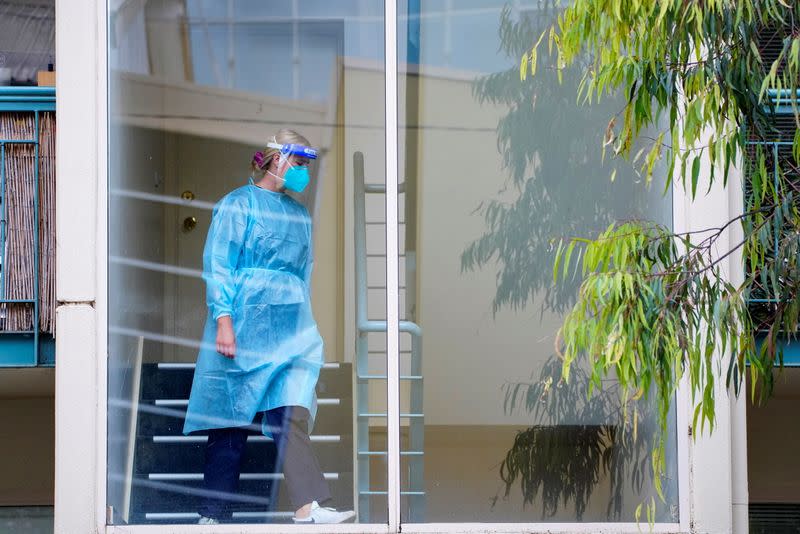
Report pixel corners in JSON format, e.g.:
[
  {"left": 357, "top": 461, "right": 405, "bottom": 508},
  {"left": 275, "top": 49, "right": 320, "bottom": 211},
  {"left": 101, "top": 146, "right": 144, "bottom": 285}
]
[{"left": 353, "top": 151, "right": 425, "bottom": 521}]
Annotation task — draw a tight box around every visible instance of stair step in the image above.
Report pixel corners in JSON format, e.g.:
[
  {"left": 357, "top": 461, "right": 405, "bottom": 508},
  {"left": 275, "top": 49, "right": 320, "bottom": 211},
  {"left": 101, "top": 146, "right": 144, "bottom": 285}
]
[
  {"left": 130, "top": 478, "right": 273, "bottom": 513},
  {"left": 153, "top": 398, "right": 342, "bottom": 407},
  {"left": 131, "top": 361, "right": 356, "bottom": 523},
  {"left": 135, "top": 401, "right": 352, "bottom": 436},
  {"left": 141, "top": 511, "right": 294, "bottom": 523},
  {"left": 140, "top": 362, "right": 352, "bottom": 400},
  {"left": 130, "top": 472, "right": 354, "bottom": 517},
  {"left": 152, "top": 435, "right": 342, "bottom": 443},
  {"left": 147, "top": 472, "right": 339, "bottom": 481},
  {"left": 133, "top": 436, "right": 354, "bottom": 474}
]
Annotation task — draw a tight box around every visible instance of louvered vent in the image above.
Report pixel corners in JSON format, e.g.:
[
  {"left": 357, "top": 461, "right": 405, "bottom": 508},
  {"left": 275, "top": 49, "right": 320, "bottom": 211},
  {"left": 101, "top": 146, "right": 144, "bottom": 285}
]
[{"left": 749, "top": 502, "right": 800, "bottom": 533}]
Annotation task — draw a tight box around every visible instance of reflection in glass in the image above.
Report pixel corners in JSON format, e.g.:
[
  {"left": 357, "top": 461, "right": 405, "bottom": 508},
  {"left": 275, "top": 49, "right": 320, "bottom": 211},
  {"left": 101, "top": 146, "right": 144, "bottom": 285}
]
[
  {"left": 398, "top": 0, "right": 678, "bottom": 523},
  {"left": 107, "top": 1, "right": 385, "bottom": 525}
]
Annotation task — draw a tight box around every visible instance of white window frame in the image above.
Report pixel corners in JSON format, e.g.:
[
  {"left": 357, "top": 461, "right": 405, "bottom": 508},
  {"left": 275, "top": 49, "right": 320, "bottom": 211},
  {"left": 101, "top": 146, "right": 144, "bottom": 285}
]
[{"left": 53, "top": 0, "right": 698, "bottom": 532}]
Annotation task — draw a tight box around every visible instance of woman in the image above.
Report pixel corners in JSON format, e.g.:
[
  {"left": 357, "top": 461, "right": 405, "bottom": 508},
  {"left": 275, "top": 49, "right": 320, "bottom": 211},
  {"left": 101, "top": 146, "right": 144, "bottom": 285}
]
[{"left": 183, "top": 129, "right": 354, "bottom": 525}]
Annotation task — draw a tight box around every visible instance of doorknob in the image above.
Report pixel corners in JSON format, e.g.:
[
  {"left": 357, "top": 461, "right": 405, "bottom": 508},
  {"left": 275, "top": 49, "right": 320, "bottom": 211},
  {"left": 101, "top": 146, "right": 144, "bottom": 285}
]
[
  {"left": 181, "top": 190, "right": 195, "bottom": 201},
  {"left": 182, "top": 216, "right": 197, "bottom": 233}
]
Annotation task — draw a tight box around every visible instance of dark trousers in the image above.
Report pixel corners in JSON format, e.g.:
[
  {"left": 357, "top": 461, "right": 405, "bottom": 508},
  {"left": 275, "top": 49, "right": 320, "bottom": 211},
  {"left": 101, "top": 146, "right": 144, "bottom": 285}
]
[{"left": 199, "top": 406, "right": 332, "bottom": 521}]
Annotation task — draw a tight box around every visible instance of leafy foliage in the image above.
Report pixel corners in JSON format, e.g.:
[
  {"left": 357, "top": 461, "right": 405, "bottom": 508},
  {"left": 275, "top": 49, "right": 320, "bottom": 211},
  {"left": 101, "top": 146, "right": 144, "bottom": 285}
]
[
  {"left": 521, "top": 0, "right": 800, "bottom": 496},
  {"left": 465, "top": 4, "right": 677, "bottom": 519},
  {"left": 464, "top": 3, "right": 667, "bottom": 316}
]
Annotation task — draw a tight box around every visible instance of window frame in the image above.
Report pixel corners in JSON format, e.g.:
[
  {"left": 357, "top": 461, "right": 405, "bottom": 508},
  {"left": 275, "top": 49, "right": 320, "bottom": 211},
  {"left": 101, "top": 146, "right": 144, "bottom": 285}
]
[{"left": 57, "top": 0, "right": 691, "bottom": 531}]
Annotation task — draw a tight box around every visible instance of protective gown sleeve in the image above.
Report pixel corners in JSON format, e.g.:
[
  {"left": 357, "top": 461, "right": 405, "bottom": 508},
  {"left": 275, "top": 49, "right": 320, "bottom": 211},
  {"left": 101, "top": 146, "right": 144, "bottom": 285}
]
[
  {"left": 203, "top": 191, "right": 249, "bottom": 320},
  {"left": 302, "top": 217, "right": 314, "bottom": 288}
]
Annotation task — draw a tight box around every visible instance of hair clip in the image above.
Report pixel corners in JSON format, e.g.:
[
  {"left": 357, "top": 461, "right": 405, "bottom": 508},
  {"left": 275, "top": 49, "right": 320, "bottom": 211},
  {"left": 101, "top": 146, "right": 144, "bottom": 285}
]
[{"left": 253, "top": 151, "right": 266, "bottom": 168}]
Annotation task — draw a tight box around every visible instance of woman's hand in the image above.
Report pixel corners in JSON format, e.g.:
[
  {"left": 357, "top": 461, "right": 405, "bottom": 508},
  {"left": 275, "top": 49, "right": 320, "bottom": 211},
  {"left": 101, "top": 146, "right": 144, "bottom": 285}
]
[{"left": 216, "top": 316, "right": 236, "bottom": 358}]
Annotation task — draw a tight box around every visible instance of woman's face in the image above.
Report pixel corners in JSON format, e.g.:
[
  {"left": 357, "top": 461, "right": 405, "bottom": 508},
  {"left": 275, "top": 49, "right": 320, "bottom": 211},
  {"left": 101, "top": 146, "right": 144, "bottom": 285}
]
[{"left": 274, "top": 153, "right": 311, "bottom": 177}]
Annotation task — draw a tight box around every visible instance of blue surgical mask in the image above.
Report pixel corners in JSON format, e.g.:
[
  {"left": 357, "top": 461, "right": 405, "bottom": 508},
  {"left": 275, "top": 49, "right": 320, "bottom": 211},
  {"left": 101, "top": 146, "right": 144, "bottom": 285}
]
[
  {"left": 282, "top": 163, "right": 310, "bottom": 193},
  {"left": 268, "top": 156, "right": 311, "bottom": 193}
]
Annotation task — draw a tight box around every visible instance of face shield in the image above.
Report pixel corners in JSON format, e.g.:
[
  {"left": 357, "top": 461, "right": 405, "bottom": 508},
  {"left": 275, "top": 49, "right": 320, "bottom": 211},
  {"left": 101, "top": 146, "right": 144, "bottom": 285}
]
[{"left": 256, "top": 142, "right": 319, "bottom": 193}]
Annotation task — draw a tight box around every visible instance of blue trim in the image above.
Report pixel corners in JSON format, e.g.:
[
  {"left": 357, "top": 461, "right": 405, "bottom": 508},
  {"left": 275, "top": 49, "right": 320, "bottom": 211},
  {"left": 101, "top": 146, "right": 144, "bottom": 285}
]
[
  {"left": 406, "top": 0, "right": 420, "bottom": 65},
  {"left": 0, "top": 87, "right": 55, "bottom": 112},
  {"left": 38, "top": 334, "right": 55, "bottom": 367},
  {"left": 0, "top": 101, "right": 54, "bottom": 366},
  {"left": 754, "top": 336, "right": 800, "bottom": 367},
  {"left": 0, "top": 335, "right": 36, "bottom": 366},
  {"left": 0, "top": 334, "right": 54, "bottom": 367},
  {"left": 0, "top": 87, "right": 55, "bottom": 96}
]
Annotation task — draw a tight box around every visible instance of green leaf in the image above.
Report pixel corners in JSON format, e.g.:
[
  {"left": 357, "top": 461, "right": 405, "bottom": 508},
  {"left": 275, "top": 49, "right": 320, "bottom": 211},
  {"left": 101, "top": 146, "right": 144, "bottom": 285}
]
[
  {"left": 520, "top": 53, "right": 528, "bottom": 81},
  {"left": 691, "top": 156, "right": 701, "bottom": 198}
]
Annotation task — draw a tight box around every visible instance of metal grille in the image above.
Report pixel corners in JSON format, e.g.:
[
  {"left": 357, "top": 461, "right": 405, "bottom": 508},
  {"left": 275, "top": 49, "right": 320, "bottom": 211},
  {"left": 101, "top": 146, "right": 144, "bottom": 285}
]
[{"left": 750, "top": 503, "right": 800, "bottom": 533}]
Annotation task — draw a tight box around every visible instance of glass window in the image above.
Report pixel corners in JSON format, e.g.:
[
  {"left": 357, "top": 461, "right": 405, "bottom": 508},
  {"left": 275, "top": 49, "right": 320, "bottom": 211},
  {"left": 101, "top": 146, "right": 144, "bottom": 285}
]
[
  {"left": 0, "top": 1, "right": 55, "bottom": 85},
  {"left": 396, "top": 0, "right": 679, "bottom": 523},
  {"left": 107, "top": 0, "right": 386, "bottom": 525}
]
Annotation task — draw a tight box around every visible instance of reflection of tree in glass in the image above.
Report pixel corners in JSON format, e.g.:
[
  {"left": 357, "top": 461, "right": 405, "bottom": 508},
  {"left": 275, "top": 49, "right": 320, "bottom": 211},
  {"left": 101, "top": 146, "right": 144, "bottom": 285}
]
[
  {"left": 499, "top": 356, "right": 658, "bottom": 520},
  {"left": 464, "top": 5, "right": 670, "bottom": 521},
  {"left": 463, "top": 4, "right": 657, "bottom": 315}
]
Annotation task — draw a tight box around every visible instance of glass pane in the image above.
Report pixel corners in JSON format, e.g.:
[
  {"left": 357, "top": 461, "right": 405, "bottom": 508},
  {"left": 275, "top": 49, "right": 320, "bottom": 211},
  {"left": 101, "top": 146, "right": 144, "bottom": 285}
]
[
  {"left": 397, "top": 0, "right": 679, "bottom": 523},
  {"left": 107, "top": 0, "right": 386, "bottom": 525}
]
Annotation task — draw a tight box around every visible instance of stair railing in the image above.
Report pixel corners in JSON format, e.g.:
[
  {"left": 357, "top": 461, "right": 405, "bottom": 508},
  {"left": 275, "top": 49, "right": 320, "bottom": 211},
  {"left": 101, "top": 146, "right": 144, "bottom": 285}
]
[{"left": 353, "top": 151, "right": 425, "bottom": 522}]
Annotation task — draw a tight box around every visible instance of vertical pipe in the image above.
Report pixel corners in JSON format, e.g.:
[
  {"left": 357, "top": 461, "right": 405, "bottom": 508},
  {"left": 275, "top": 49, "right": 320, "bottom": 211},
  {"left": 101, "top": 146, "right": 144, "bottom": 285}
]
[
  {"left": 443, "top": 0, "right": 452, "bottom": 66},
  {"left": 292, "top": 0, "right": 300, "bottom": 100},
  {"left": 227, "top": 0, "right": 235, "bottom": 89},
  {"left": 403, "top": 0, "right": 420, "bottom": 324},
  {"left": 408, "top": 333, "right": 424, "bottom": 521},
  {"left": 353, "top": 151, "right": 371, "bottom": 521},
  {"left": 356, "top": 334, "right": 371, "bottom": 521},
  {"left": 404, "top": 2, "right": 423, "bottom": 519},
  {"left": 384, "top": 0, "right": 401, "bottom": 528}
]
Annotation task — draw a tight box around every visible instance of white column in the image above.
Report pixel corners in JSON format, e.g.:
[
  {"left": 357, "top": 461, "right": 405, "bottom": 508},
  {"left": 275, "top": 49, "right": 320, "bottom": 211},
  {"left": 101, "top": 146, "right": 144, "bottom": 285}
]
[
  {"left": 385, "top": 0, "right": 400, "bottom": 530},
  {"left": 727, "top": 158, "right": 750, "bottom": 534},
  {"left": 681, "top": 130, "right": 744, "bottom": 533},
  {"left": 54, "top": 0, "right": 106, "bottom": 532}
]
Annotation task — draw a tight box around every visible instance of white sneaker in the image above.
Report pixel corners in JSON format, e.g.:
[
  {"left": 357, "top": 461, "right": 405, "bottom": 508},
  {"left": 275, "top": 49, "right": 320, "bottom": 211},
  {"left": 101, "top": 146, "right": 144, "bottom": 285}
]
[
  {"left": 293, "top": 501, "right": 356, "bottom": 524},
  {"left": 197, "top": 516, "right": 220, "bottom": 525}
]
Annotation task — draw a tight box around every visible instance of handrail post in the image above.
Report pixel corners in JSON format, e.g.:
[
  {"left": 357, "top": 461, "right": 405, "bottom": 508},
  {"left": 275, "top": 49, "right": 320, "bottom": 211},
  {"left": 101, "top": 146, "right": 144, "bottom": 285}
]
[
  {"left": 353, "top": 151, "right": 371, "bottom": 521},
  {"left": 354, "top": 151, "right": 426, "bottom": 522}
]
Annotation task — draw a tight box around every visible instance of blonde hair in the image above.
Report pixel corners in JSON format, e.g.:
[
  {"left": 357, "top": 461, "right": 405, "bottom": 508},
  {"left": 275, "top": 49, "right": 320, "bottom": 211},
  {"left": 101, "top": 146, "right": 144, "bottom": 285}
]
[{"left": 251, "top": 128, "right": 312, "bottom": 178}]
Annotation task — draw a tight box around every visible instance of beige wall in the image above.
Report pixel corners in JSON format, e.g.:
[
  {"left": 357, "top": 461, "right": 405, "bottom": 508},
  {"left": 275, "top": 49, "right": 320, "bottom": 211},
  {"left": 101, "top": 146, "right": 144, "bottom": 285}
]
[
  {"left": 342, "top": 63, "right": 603, "bottom": 425},
  {"left": 115, "top": 73, "right": 344, "bottom": 363},
  {"left": 0, "top": 392, "right": 55, "bottom": 505},
  {"left": 748, "top": 369, "right": 800, "bottom": 502}
]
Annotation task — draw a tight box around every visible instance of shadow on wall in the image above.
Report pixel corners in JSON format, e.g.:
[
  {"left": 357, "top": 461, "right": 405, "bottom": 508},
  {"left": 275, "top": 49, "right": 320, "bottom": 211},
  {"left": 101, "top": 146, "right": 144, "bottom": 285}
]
[{"left": 461, "top": 4, "right": 676, "bottom": 522}]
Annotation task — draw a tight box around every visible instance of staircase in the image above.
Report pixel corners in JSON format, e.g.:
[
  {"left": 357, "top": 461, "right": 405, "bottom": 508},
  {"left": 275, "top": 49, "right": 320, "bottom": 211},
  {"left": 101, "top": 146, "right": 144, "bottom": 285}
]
[{"left": 126, "top": 361, "right": 354, "bottom": 524}]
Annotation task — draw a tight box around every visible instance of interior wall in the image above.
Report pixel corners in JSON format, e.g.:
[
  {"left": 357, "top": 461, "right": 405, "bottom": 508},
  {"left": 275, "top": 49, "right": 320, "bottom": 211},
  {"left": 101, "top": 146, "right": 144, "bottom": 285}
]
[{"left": 107, "top": 122, "right": 167, "bottom": 518}]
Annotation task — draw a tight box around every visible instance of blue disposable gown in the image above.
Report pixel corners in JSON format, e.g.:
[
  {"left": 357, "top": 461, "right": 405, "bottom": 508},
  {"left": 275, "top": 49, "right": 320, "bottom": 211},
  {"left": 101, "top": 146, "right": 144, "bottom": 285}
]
[{"left": 183, "top": 180, "right": 323, "bottom": 436}]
